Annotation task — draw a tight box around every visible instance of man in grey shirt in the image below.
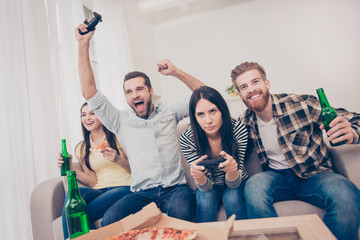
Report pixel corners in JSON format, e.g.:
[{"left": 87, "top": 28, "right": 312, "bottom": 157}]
[{"left": 75, "top": 22, "right": 205, "bottom": 225}]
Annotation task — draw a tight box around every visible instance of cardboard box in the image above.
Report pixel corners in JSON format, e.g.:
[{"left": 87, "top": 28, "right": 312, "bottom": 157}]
[
  {"left": 76, "top": 202, "right": 234, "bottom": 240},
  {"left": 200, "top": 214, "right": 336, "bottom": 240}
]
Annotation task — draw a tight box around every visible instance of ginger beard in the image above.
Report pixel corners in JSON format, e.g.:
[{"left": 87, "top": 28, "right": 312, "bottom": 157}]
[{"left": 241, "top": 88, "right": 270, "bottom": 113}]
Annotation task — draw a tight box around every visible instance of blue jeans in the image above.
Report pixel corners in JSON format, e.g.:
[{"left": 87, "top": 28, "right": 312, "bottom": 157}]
[
  {"left": 244, "top": 169, "right": 360, "bottom": 240},
  {"left": 101, "top": 184, "right": 196, "bottom": 226},
  {"left": 195, "top": 180, "right": 247, "bottom": 223},
  {"left": 62, "top": 186, "right": 131, "bottom": 240}
]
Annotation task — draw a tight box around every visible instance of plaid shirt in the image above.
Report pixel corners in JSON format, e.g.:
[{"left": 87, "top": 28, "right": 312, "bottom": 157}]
[{"left": 240, "top": 93, "right": 360, "bottom": 179}]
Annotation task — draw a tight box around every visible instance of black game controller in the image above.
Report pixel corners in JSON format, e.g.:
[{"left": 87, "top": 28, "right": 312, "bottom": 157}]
[
  {"left": 79, "top": 12, "right": 102, "bottom": 35},
  {"left": 197, "top": 156, "right": 226, "bottom": 169}
]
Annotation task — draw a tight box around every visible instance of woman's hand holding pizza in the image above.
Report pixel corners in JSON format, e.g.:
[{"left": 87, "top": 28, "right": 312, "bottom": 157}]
[{"left": 102, "top": 147, "right": 121, "bottom": 163}]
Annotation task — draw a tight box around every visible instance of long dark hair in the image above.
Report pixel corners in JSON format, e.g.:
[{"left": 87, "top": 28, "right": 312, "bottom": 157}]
[
  {"left": 189, "top": 86, "right": 238, "bottom": 160},
  {"left": 77, "top": 103, "right": 120, "bottom": 171}
]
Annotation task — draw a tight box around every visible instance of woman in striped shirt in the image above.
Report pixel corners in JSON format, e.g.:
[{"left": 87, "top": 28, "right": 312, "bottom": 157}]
[{"left": 179, "top": 86, "right": 248, "bottom": 222}]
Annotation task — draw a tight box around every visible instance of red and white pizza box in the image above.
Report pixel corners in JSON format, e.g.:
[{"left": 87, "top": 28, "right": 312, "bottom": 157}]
[{"left": 76, "top": 202, "right": 234, "bottom": 240}]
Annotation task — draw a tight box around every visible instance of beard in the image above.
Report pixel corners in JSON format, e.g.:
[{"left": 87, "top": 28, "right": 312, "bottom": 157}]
[
  {"left": 242, "top": 89, "right": 270, "bottom": 113},
  {"left": 142, "top": 98, "right": 153, "bottom": 119},
  {"left": 131, "top": 97, "right": 153, "bottom": 119}
]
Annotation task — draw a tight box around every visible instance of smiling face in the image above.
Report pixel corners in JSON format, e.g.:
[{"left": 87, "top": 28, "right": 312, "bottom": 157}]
[
  {"left": 124, "top": 77, "right": 154, "bottom": 119},
  {"left": 195, "top": 98, "right": 223, "bottom": 137},
  {"left": 81, "top": 104, "right": 103, "bottom": 132},
  {"left": 235, "top": 69, "right": 271, "bottom": 113}
]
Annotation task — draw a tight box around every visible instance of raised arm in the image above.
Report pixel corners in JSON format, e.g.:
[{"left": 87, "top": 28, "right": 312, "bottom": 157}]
[
  {"left": 75, "top": 21, "right": 97, "bottom": 100},
  {"left": 157, "top": 59, "right": 205, "bottom": 91}
]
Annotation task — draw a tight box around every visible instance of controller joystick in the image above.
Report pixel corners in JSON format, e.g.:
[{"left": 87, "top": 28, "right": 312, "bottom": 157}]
[
  {"left": 197, "top": 156, "right": 226, "bottom": 169},
  {"left": 79, "top": 12, "right": 102, "bottom": 35}
]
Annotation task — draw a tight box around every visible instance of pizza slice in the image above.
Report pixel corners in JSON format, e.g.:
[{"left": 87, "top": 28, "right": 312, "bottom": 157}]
[
  {"left": 90, "top": 142, "right": 109, "bottom": 152},
  {"left": 106, "top": 227, "right": 197, "bottom": 240}
]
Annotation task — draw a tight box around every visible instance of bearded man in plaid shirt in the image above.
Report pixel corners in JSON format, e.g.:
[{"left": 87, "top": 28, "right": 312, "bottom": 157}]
[{"left": 231, "top": 62, "right": 360, "bottom": 240}]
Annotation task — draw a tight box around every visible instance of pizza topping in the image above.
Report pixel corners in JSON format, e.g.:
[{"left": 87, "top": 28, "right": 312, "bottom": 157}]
[
  {"left": 106, "top": 227, "right": 197, "bottom": 240},
  {"left": 90, "top": 142, "right": 109, "bottom": 151}
]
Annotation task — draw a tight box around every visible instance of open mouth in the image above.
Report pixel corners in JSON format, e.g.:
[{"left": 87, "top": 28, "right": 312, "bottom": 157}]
[
  {"left": 134, "top": 101, "right": 145, "bottom": 112},
  {"left": 84, "top": 121, "right": 95, "bottom": 129},
  {"left": 248, "top": 92, "right": 262, "bottom": 101},
  {"left": 85, "top": 121, "right": 94, "bottom": 127}
]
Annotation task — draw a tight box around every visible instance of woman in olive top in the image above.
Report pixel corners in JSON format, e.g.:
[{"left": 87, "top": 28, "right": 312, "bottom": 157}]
[{"left": 57, "top": 103, "right": 131, "bottom": 240}]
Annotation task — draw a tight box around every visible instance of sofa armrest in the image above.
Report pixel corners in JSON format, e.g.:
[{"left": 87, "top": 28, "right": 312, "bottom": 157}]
[
  {"left": 328, "top": 144, "right": 360, "bottom": 190},
  {"left": 31, "top": 177, "right": 65, "bottom": 240}
]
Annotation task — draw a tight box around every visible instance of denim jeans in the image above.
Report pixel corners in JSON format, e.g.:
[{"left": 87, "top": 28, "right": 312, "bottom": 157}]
[
  {"left": 195, "top": 180, "right": 247, "bottom": 223},
  {"left": 62, "top": 186, "right": 131, "bottom": 240},
  {"left": 101, "top": 184, "right": 196, "bottom": 226},
  {"left": 244, "top": 169, "right": 360, "bottom": 240}
]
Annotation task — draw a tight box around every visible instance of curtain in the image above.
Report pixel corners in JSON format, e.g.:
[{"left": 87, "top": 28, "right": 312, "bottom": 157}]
[
  {"left": 0, "top": 0, "right": 131, "bottom": 239},
  {"left": 93, "top": 0, "right": 133, "bottom": 109}
]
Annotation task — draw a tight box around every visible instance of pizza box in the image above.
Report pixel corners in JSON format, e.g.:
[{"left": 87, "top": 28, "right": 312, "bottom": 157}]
[{"left": 76, "top": 202, "right": 235, "bottom": 240}]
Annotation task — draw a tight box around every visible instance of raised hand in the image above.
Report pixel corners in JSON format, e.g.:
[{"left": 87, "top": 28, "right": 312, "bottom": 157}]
[
  {"left": 157, "top": 59, "right": 178, "bottom": 76},
  {"left": 157, "top": 59, "right": 204, "bottom": 91},
  {"left": 74, "top": 19, "right": 95, "bottom": 42}
]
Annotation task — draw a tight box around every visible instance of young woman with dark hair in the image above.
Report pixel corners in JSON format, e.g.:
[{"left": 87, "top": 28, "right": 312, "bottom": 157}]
[
  {"left": 179, "top": 86, "right": 248, "bottom": 222},
  {"left": 57, "top": 103, "right": 131, "bottom": 240}
]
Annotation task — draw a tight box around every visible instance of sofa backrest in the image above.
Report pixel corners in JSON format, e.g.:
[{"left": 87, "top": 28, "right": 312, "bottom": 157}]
[{"left": 73, "top": 118, "right": 360, "bottom": 192}]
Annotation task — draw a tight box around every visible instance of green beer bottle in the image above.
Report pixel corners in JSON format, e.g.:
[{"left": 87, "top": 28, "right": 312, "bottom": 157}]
[
  {"left": 61, "top": 139, "right": 70, "bottom": 176},
  {"left": 316, "top": 88, "right": 346, "bottom": 146},
  {"left": 65, "top": 171, "right": 90, "bottom": 239}
]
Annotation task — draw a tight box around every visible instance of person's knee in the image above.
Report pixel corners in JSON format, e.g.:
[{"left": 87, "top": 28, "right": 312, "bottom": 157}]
[
  {"left": 101, "top": 209, "right": 121, "bottom": 227},
  {"left": 177, "top": 186, "right": 195, "bottom": 200},
  {"left": 222, "top": 188, "right": 241, "bottom": 205},
  {"left": 101, "top": 200, "right": 129, "bottom": 226},
  {"left": 331, "top": 182, "right": 360, "bottom": 213},
  {"left": 244, "top": 173, "right": 271, "bottom": 199},
  {"left": 167, "top": 201, "right": 195, "bottom": 221},
  {"left": 319, "top": 174, "right": 360, "bottom": 209},
  {"left": 167, "top": 186, "right": 195, "bottom": 220},
  {"left": 196, "top": 189, "right": 217, "bottom": 206}
]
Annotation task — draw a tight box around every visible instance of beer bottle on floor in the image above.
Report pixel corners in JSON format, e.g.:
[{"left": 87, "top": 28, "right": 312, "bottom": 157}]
[
  {"left": 316, "top": 88, "right": 346, "bottom": 146},
  {"left": 65, "top": 171, "right": 90, "bottom": 239},
  {"left": 61, "top": 139, "right": 70, "bottom": 176}
]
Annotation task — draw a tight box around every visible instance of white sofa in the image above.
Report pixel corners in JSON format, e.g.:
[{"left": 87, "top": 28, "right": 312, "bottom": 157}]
[{"left": 30, "top": 118, "right": 360, "bottom": 240}]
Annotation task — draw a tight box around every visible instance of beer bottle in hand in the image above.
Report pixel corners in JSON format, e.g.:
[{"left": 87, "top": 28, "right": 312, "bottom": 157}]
[
  {"left": 65, "top": 171, "right": 90, "bottom": 239},
  {"left": 61, "top": 139, "right": 70, "bottom": 176},
  {"left": 316, "top": 88, "right": 346, "bottom": 146}
]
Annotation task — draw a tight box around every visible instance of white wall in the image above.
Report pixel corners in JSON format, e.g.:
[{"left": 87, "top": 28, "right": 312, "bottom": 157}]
[{"left": 124, "top": 0, "right": 360, "bottom": 113}]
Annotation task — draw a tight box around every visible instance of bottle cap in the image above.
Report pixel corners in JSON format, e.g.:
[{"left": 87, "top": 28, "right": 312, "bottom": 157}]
[{"left": 316, "top": 88, "right": 324, "bottom": 93}]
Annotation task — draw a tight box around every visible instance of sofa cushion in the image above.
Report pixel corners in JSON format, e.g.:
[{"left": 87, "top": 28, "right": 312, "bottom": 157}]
[
  {"left": 52, "top": 217, "right": 64, "bottom": 240},
  {"left": 274, "top": 200, "right": 325, "bottom": 218}
]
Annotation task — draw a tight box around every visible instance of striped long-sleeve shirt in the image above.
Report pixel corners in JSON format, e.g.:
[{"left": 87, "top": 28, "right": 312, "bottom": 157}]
[{"left": 179, "top": 119, "right": 248, "bottom": 191}]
